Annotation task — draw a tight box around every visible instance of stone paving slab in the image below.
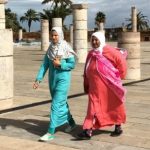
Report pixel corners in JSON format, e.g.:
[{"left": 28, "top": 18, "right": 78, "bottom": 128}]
[{"left": 0, "top": 135, "right": 78, "bottom": 150}]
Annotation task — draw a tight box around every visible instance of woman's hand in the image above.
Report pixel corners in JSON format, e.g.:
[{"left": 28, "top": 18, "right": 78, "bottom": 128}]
[
  {"left": 53, "top": 57, "right": 61, "bottom": 68},
  {"left": 33, "top": 81, "right": 40, "bottom": 89}
]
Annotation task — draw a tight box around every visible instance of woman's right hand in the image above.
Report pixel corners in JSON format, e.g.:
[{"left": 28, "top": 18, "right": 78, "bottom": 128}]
[
  {"left": 33, "top": 81, "right": 40, "bottom": 89},
  {"left": 53, "top": 57, "right": 61, "bottom": 68}
]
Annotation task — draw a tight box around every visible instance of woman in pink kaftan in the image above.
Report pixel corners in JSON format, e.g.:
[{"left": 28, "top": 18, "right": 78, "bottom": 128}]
[{"left": 77, "top": 31, "right": 127, "bottom": 140}]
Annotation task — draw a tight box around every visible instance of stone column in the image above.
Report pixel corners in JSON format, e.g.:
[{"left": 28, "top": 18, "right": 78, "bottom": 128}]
[
  {"left": 41, "top": 19, "right": 49, "bottom": 51},
  {"left": 0, "top": 0, "right": 6, "bottom": 29},
  {"left": 19, "top": 29, "right": 23, "bottom": 41},
  {"left": 122, "top": 23, "right": 127, "bottom": 32},
  {"left": 99, "top": 22, "right": 105, "bottom": 32},
  {"left": 72, "top": 4, "right": 88, "bottom": 63},
  {"left": 132, "top": 6, "right": 137, "bottom": 32},
  {"left": 118, "top": 7, "right": 141, "bottom": 80},
  {"left": 0, "top": 0, "right": 13, "bottom": 110},
  {"left": 52, "top": 18, "right": 62, "bottom": 28},
  {"left": 69, "top": 24, "right": 73, "bottom": 46}
]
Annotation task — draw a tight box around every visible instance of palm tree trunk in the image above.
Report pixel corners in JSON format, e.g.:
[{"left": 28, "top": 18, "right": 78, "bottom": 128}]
[{"left": 28, "top": 20, "right": 32, "bottom": 32}]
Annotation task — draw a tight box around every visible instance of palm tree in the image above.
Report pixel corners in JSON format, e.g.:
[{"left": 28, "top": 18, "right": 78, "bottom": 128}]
[
  {"left": 126, "top": 11, "right": 149, "bottom": 31},
  {"left": 20, "top": 9, "right": 39, "bottom": 32},
  {"left": 95, "top": 11, "right": 106, "bottom": 30},
  {"left": 39, "top": 9, "right": 53, "bottom": 30},
  {"left": 5, "top": 8, "right": 21, "bottom": 32},
  {"left": 42, "top": 0, "right": 72, "bottom": 7},
  {"left": 52, "top": 3, "right": 72, "bottom": 21},
  {"left": 41, "top": 0, "right": 72, "bottom": 30}
]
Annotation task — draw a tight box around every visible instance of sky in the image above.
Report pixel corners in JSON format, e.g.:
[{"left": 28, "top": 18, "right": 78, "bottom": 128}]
[{"left": 6, "top": 0, "right": 150, "bottom": 32}]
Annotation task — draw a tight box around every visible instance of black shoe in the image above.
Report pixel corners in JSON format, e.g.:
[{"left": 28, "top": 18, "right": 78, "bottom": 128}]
[
  {"left": 77, "top": 130, "right": 91, "bottom": 140},
  {"left": 65, "top": 123, "right": 77, "bottom": 133},
  {"left": 111, "top": 126, "right": 123, "bottom": 137}
]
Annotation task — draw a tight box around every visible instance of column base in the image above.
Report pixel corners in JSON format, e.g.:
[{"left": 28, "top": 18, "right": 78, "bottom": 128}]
[{"left": 0, "top": 98, "right": 13, "bottom": 110}]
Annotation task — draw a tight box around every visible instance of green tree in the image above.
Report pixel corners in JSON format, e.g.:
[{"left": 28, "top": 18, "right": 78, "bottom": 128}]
[
  {"left": 20, "top": 9, "right": 39, "bottom": 32},
  {"left": 39, "top": 9, "right": 53, "bottom": 30},
  {"left": 41, "top": 0, "right": 72, "bottom": 30},
  {"left": 95, "top": 11, "right": 106, "bottom": 29},
  {"left": 5, "top": 8, "right": 21, "bottom": 32},
  {"left": 42, "top": 0, "right": 72, "bottom": 8},
  {"left": 52, "top": 3, "right": 72, "bottom": 22},
  {"left": 126, "top": 11, "right": 149, "bottom": 31}
]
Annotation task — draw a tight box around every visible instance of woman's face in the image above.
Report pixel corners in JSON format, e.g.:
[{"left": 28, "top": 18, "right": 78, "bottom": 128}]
[
  {"left": 52, "top": 31, "right": 59, "bottom": 44},
  {"left": 91, "top": 36, "right": 100, "bottom": 48}
]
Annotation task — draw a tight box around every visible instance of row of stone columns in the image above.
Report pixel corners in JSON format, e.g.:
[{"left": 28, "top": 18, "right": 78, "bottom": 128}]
[
  {"left": 40, "top": 5, "right": 141, "bottom": 80},
  {"left": 16, "top": 5, "right": 88, "bottom": 63},
  {"left": 0, "top": 0, "right": 13, "bottom": 109},
  {"left": 0, "top": 2, "right": 141, "bottom": 110},
  {"left": 22, "top": 5, "right": 141, "bottom": 80}
]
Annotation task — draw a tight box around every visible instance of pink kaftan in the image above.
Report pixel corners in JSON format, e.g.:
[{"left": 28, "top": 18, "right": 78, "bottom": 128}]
[{"left": 83, "top": 45, "right": 127, "bottom": 130}]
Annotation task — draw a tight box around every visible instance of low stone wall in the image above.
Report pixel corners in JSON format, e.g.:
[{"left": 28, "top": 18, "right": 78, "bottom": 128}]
[{"left": 13, "top": 31, "right": 70, "bottom": 42}]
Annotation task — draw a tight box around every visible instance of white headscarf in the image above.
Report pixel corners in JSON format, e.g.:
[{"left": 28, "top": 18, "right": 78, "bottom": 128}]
[
  {"left": 52, "top": 27, "right": 64, "bottom": 43},
  {"left": 47, "top": 27, "right": 76, "bottom": 60},
  {"left": 91, "top": 31, "right": 106, "bottom": 54}
]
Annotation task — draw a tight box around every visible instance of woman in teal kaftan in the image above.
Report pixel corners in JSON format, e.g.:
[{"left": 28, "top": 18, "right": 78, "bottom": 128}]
[{"left": 33, "top": 27, "right": 76, "bottom": 141}]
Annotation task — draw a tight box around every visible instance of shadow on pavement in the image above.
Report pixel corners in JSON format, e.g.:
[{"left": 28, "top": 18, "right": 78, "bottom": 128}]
[{"left": 0, "top": 118, "right": 84, "bottom": 139}]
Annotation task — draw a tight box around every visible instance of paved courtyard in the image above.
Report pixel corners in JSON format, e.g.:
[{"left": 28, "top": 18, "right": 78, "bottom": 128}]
[{"left": 0, "top": 42, "right": 150, "bottom": 150}]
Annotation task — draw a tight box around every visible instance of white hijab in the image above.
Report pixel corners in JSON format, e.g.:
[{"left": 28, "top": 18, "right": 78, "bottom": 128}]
[
  {"left": 47, "top": 27, "right": 76, "bottom": 60},
  {"left": 91, "top": 31, "right": 106, "bottom": 54}
]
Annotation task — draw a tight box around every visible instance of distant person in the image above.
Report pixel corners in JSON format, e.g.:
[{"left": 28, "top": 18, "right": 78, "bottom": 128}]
[
  {"left": 77, "top": 31, "right": 127, "bottom": 140},
  {"left": 33, "top": 27, "right": 76, "bottom": 142}
]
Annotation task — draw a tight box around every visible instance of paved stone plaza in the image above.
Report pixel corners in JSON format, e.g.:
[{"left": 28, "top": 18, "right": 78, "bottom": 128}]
[{"left": 0, "top": 42, "right": 150, "bottom": 150}]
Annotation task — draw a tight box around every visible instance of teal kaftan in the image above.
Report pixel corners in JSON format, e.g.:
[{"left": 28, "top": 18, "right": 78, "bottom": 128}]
[{"left": 36, "top": 54, "right": 76, "bottom": 133}]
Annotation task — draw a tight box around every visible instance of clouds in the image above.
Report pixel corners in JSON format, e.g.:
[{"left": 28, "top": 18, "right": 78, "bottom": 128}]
[
  {"left": 6, "top": 0, "right": 46, "bottom": 15},
  {"left": 5, "top": 0, "right": 150, "bottom": 31},
  {"left": 72, "top": 0, "right": 102, "bottom": 4},
  {"left": 87, "top": 0, "right": 150, "bottom": 28}
]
